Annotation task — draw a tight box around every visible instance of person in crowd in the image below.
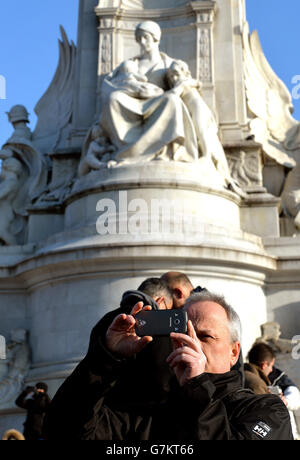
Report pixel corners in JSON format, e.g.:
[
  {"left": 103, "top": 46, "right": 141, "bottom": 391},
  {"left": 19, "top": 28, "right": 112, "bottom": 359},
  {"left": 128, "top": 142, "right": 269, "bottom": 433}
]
[
  {"left": 78, "top": 290, "right": 292, "bottom": 440},
  {"left": 2, "top": 429, "right": 25, "bottom": 440},
  {"left": 15, "top": 382, "right": 51, "bottom": 440},
  {"left": 160, "top": 271, "right": 195, "bottom": 309},
  {"left": 245, "top": 342, "right": 300, "bottom": 440},
  {"left": 161, "top": 271, "right": 244, "bottom": 383}
]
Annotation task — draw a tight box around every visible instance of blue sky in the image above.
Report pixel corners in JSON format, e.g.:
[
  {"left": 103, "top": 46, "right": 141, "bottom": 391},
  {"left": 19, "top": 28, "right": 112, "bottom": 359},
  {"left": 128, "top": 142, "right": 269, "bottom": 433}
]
[{"left": 1, "top": 0, "right": 300, "bottom": 147}]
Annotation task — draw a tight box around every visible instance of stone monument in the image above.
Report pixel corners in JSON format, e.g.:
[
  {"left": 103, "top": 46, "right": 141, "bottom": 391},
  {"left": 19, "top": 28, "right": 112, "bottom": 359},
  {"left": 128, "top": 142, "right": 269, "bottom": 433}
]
[{"left": 0, "top": 0, "right": 299, "bottom": 434}]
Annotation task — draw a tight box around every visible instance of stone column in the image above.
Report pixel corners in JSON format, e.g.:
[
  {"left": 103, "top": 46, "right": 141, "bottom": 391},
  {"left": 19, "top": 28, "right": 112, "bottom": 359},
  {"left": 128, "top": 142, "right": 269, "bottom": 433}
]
[
  {"left": 70, "top": 0, "right": 99, "bottom": 148},
  {"left": 214, "top": 0, "right": 249, "bottom": 142}
]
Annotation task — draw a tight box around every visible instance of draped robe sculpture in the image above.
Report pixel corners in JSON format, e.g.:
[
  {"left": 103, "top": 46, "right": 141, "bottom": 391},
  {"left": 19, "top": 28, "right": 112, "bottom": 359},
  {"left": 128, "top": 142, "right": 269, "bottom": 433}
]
[{"left": 79, "top": 21, "right": 239, "bottom": 194}]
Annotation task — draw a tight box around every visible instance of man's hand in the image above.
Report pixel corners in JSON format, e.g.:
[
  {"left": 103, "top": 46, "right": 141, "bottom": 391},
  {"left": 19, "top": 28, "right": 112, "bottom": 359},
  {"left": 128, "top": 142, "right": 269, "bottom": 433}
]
[
  {"left": 280, "top": 394, "right": 289, "bottom": 407},
  {"left": 25, "top": 386, "right": 35, "bottom": 394},
  {"left": 105, "top": 302, "right": 153, "bottom": 358},
  {"left": 167, "top": 320, "right": 207, "bottom": 386}
]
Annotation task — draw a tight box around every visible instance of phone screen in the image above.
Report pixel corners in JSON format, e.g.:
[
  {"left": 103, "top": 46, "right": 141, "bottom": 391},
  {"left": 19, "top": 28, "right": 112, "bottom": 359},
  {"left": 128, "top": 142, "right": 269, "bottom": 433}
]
[{"left": 135, "top": 310, "right": 188, "bottom": 337}]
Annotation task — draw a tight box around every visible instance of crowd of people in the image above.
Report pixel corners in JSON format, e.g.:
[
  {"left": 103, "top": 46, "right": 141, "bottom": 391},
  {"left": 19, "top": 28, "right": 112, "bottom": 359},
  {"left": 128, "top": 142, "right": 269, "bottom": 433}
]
[{"left": 3, "top": 271, "right": 298, "bottom": 441}]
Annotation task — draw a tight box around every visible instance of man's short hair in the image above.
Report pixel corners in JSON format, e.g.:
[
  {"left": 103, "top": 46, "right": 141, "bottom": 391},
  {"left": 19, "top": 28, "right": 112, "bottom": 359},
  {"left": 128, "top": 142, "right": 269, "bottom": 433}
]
[
  {"left": 138, "top": 277, "right": 173, "bottom": 303},
  {"left": 247, "top": 342, "right": 275, "bottom": 366},
  {"left": 160, "top": 272, "right": 193, "bottom": 290},
  {"left": 183, "top": 291, "right": 242, "bottom": 343}
]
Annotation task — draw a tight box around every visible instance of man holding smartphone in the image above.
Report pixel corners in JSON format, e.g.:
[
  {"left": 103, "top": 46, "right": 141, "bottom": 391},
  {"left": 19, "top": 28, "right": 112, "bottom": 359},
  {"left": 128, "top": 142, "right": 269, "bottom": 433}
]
[
  {"left": 43, "top": 277, "right": 175, "bottom": 439},
  {"left": 161, "top": 271, "right": 244, "bottom": 385},
  {"left": 81, "top": 290, "right": 292, "bottom": 440}
]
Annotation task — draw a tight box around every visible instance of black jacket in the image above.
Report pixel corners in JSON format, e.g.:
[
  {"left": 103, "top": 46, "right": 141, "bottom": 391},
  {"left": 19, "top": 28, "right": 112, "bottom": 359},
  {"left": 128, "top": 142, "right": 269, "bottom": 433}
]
[
  {"left": 81, "top": 352, "right": 293, "bottom": 441},
  {"left": 15, "top": 389, "right": 51, "bottom": 440},
  {"left": 43, "top": 290, "right": 289, "bottom": 440},
  {"left": 43, "top": 290, "right": 172, "bottom": 440}
]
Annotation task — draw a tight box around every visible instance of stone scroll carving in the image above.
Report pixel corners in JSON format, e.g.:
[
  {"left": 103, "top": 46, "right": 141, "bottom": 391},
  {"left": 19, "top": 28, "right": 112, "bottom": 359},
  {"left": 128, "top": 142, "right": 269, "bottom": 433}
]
[
  {"left": 0, "top": 329, "right": 31, "bottom": 409},
  {"left": 79, "top": 21, "right": 244, "bottom": 196},
  {"left": 0, "top": 106, "right": 48, "bottom": 245}
]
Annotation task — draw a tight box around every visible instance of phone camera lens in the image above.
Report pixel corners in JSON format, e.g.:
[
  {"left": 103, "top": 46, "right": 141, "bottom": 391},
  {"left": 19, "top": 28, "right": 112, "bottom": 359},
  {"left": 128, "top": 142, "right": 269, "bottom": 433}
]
[{"left": 174, "top": 319, "right": 180, "bottom": 325}]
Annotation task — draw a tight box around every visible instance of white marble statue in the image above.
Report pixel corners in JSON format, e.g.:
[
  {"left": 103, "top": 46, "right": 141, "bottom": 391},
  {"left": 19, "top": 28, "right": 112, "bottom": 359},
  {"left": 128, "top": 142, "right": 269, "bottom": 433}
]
[
  {"left": 98, "top": 20, "right": 199, "bottom": 164},
  {"left": 166, "top": 60, "right": 237, "bottom": 190},
  {"left": 79, "top": 20, "right": 243, "bottom": 197},
  {"left": 109, "top": 59, "right": 164, "bottom": 99},
  {"left": 0, "top": 329, "right": 31, "bottom": 409},
  {"left": 242, "top": 22, "right": 298, "bottom": 170},
  {"left": 0, "top": 157, "right": 25, "bottom": 246},
  {"left": 2, "top": 105, "right": 48, "bottom": 201},
  {"left": 281, "top": 164, "right": 300, "bottom": 231},
  {"left": 0, "top": 105, "right": 48, "bottom": 244},
  {"left": 78, "top": 125, "right": 117, "bottom": 176}
]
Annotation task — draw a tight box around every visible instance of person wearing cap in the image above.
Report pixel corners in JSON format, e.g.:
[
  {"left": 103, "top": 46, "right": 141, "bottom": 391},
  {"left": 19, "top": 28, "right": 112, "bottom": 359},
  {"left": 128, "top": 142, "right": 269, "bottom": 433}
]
[{"left": 15, "top": 382, "right": 51, "bottom": 440}]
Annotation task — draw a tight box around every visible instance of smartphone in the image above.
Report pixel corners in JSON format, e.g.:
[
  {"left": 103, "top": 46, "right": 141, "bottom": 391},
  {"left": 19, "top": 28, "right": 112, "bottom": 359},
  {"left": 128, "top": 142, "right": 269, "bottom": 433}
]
[{"left": 135, "top": 310, "right": 188, "bottom": 337}]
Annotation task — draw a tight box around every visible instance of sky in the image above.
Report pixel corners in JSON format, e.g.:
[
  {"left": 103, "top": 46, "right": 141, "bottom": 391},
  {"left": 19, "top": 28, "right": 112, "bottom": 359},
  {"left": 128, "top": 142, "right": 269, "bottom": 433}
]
[{"left": 1, "top": 0, "right": 300, "bottom": 147}]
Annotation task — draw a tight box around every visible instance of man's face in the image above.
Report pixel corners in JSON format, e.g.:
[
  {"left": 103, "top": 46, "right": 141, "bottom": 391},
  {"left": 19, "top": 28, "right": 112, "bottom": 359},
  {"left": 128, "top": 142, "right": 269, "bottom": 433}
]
[
  {"left": 262, "top": 358, "right": 275, "bottom": 377},
  {"left": 186, "top": 301, "right": 240, "bottom": 374}
]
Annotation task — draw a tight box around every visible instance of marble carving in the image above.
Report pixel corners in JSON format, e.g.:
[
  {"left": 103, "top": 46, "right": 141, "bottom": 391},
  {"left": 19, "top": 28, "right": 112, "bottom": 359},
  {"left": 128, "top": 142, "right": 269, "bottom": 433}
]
[
  {"left": 281, "top": 164, "right": 300, "bottom": 230},
  {"left": 32, "top": 26, "right": 76, "bottom": 154},
  {"left": 79, "top": 21, "right": 236, "bottom": 189},
  {"left": 0, "top": 105, "right": 47, "bottom": 245},
  {"left": 243, "top": 22, "right": 298, "bottom": 169}
]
